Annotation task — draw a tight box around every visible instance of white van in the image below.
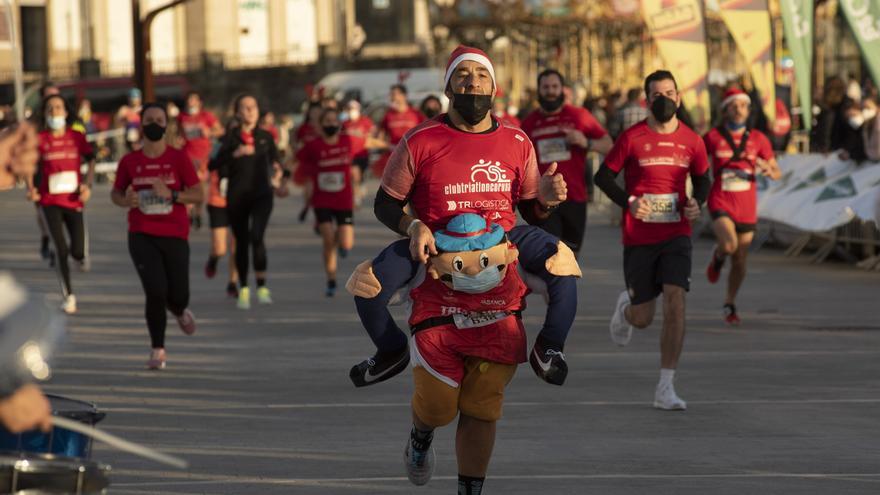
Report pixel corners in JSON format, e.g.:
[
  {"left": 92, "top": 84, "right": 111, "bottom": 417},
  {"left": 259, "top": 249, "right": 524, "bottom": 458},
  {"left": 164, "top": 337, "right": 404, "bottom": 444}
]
[{"left": 315, "top": 68, "right": 448, "bottom": 109}]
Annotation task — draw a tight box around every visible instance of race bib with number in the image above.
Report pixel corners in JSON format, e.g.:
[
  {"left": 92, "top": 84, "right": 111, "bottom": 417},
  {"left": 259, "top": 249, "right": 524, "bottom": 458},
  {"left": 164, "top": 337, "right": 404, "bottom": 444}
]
[
  {"left": 536, "top": 137, "right": 571, "bottom": 164},
  {"left": 452, "top": 311, "right": 510, "bottom": 330},
  {"left": 48, "top": 171, "right": 79, "bottom": 194},
  {"left": 643, "top": 193, "right": 680, "bottom": 223},
  {"left": 721, "top": 170, "right": 753, "bottom": 192},
  {"left": 138, "top": 190, "right": 173, "bottom": 215},
  {"left": 317, "top": 172, "right": 345, "bottom": 193},
  {"left": 184, "top": 125, "right": 203, "bottom": 140}
]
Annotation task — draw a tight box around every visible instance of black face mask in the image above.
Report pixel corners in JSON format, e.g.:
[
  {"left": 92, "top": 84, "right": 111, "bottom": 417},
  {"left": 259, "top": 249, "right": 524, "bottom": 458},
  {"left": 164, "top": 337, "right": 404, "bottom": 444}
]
[
  {"left": 323, "top": 125, "right": 340, "bottom": 137},
  {"left": 650, "top": 96, "right": 678, "bottom": 123},
  {"left": 538, "top": 94, "right": 565, "bottom": 112},
  {"left": 452, "top": 93, "right": 493, "bottom": 126},
  {"left": 423, "top": 108, "right": 440, "bottom": 119},
  {"left": 142, "top": 123, "right": 166, "bottom": 141}
]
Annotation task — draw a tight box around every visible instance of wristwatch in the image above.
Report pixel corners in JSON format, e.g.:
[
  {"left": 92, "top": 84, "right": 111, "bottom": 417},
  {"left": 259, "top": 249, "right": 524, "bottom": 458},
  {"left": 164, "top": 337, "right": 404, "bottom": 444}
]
[{"left": 171, "top": 190, "right": 179, "bottom": 203}]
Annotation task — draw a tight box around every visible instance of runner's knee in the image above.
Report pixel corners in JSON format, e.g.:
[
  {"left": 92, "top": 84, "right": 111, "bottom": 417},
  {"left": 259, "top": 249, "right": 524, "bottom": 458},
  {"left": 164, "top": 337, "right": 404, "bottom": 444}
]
[
  {"left": 458, "top": 360, "right": 515, "bottom": 422},
  {"left": 412, "top": 367, "right": 459, "bottom": 428}
]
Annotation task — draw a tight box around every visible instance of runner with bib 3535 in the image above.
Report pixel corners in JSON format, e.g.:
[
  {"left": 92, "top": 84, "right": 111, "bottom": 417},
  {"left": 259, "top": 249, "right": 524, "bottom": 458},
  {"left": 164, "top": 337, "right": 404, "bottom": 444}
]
[{"left": 594, "top": 70, "right": 711, "bottom": 411}]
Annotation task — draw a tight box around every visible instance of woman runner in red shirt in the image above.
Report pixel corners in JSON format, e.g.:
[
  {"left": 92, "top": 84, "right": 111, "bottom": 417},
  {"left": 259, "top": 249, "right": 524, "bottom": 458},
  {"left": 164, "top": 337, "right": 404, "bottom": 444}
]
[
  {"left": 27, "top": 94, "right": 96, "bottom": 314},
  {"left": 297, "top": 108, "right": 356, "bottom": 297},
  {"left": 111, "top": 103, "right": 204, "bottom": 370}
]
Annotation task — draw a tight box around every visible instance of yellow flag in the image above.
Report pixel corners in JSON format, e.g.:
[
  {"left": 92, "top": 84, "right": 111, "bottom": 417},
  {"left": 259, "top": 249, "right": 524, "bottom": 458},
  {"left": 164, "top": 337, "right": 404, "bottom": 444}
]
[
  {"left": 719, "top": 0, "right": 777, "bottom": 123},
  {"left": 641, "top": 0, "right": 712, "bottom": 133}
]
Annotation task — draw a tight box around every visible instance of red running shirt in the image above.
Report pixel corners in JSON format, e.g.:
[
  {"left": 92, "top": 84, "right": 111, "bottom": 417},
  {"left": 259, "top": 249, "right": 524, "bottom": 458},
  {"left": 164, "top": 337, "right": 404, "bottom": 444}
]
[
  {"left": 408, "top": 259, "right": 528, "bottom": 327},
  {"left": 37, "top": 129, "right": 94, "bottom": 210},
  {"left": 297, "top": 136, "right": 355, "bottom": 210},
  {"left": 113, "top": 147, "right": 200, "bottom": 240},
  {"left": 381, "top": 107, "right": 425, "bottom": 145},
  {"left": 381, "top": 117, "right": 540, "bottom": 232},
  {"left": 604, "top": 121, "right": 710, "bottom": 246},
  {"left": 178, "top": 110, "right": 219, "bottom": 167},
  {"left": 342, "top": 116, "right": 375, "bottom": 160},
  {"left": 704, "top": 127, "right": 774, "bottom": 224},
  {"left": 295, "top": 123, "right": 319, "bottom": 148},
  {"left": 520, "top": 105, "right": 607, "bottom": 202}
]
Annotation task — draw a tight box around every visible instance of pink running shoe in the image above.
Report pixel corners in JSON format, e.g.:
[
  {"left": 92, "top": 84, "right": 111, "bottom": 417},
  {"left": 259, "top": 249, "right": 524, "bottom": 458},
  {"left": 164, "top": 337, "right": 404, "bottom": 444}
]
[
  {"left": 148, "top": 348, "right": 166, "bottom": 370},
  {"left": 176, "top": 309, "right": 196, "bottom": 335}
]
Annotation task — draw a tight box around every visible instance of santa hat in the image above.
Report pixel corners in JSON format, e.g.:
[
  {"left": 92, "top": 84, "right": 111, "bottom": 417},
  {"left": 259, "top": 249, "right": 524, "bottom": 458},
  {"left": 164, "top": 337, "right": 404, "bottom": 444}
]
[
  {"left": 444, "top": 45, "right": 496, "bottom": 90},
  {"left": 721, "top": 87, "right": 750, "bottom": 109}
]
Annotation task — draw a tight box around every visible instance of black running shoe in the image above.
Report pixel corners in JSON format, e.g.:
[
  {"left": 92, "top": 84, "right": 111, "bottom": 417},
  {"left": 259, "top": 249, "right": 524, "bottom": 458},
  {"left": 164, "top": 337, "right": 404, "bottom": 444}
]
[
  {"left": 529, "top": 340, "right": 568, "bottom": 386},
  {"left": 350, "top": 345, "right": 410, "bottom": 388},
  {"left": 226, "top": 282, "right": 239, "bottom": 298}
]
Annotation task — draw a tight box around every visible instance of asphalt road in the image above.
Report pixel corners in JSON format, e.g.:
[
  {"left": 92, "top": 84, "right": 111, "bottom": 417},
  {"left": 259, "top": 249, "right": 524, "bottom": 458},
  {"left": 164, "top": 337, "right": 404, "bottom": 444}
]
[{"left": 1, "top": 183, "right": 878, "bottom": 495}]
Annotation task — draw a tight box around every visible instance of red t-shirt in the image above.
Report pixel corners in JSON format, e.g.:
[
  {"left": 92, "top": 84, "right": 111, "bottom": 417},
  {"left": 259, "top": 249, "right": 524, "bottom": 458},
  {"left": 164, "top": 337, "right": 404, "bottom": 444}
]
[
  {"left": 409, "top": 259, "right": 528, "bottom": 327},
  {"left": 342, "top": 116, "right": 375, "bottom": 160},
  {"left": 604, "top": 120, "right": 710, "bottom": 246},
  {"left": 382, "top": 117, "right": 540, "bottom": 232},
  {"left": 37, "top": 129, "right": 94, "bottom": 210},
  {"left": 207, "top": 170, "right": 226, "bottom": 208},
  {"left": 178, "top": 110, "right": 219, "bottom": 166},
  {"left": 113, "top": 147, "right": 200, "bottom": 240},
  {"left": 381, "top": 106, "right": 425, "bottom": 145},
  {"left": 296, "top": 136, "right": 355, "bottom": 210},
  {"left": 496, "top": 111, "right": 521, "bottom": 128},
  {"left": 704, "top": 127, "right": 774, "bottom": 224},
  {"left": 520, "top": 105, "right": 607, "bottom": 202},
  {"left": 294, "top": 123, "right": 319, "bottom": 148}
]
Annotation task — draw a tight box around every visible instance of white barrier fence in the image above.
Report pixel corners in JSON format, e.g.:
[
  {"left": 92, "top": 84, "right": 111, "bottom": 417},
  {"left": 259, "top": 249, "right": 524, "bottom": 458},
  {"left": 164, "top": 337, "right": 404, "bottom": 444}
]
[{"left": 757, "top": 154, "right": 880, "bottom": 269}]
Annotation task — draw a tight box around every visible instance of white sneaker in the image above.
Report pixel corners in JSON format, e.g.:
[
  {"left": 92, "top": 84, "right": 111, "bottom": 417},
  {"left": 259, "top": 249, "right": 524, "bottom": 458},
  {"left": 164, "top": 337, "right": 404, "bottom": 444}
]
[
  {"left": 654, "top": 382, "right": 687, "bottom": 411},
  {"left": 404, "top": 440, "right": 435, "bottom": 486},
  {"left": 610, "top": 290, "right": 633, "bottom": 346},
  {"left": 61, "top": 294, "right": 77, "bottom": 314}
]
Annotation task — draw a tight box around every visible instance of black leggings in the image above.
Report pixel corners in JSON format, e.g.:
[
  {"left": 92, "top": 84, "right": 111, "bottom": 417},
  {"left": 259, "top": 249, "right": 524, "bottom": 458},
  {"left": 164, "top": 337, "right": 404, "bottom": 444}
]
[
  {"left": 228, "top": 193, "right": 273, "bottom": 287},
  {"left": 42, "top": 205, "right": 85, "bottom": 297},
  {"left": 128, "top": 232, "right": 190, "bottom": 348}
]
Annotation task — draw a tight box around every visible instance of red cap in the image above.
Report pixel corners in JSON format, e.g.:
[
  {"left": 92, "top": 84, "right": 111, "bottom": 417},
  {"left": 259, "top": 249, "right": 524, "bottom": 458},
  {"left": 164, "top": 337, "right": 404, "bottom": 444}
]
[
  {"left": 721, "top": 87, "right": 750, "bottom": 109},
  {"left": 444, "top": 45, "right": 496, "bottom": 90}
]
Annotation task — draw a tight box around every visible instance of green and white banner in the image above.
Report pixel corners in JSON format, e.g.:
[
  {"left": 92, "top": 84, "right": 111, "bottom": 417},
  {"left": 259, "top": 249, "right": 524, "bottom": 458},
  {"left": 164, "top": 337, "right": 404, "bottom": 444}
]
[
  {"left": 779, "top": 0, "right": 814, "bottom": 130},
  {"left": 758, "top": 155, "right": 880, "bottom": 231},
  {"left": 840, "top": 0, "right": 880, "bottom": 90}
]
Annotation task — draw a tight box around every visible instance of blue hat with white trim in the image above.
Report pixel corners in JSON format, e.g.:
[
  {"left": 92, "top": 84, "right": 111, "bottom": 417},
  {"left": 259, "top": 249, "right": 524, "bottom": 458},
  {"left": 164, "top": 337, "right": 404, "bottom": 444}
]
[{"left": 434, "top": 213, "right": 505, "bottom": 252}]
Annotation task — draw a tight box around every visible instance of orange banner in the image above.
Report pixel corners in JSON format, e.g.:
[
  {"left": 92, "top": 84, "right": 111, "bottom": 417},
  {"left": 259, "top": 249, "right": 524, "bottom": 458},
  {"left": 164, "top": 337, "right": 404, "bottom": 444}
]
[{"left": 641, "top": 0, "right": 711, "bottom": 133}]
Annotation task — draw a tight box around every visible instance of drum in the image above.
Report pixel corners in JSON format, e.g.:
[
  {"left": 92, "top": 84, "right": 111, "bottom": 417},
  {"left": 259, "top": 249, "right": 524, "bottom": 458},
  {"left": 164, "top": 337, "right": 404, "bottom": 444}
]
[
  {"left": 0, "top": 395, "right": 105, "bottom": 458},
  {"left": 0, "top": 452, "right": 110, "bottom": 494}
]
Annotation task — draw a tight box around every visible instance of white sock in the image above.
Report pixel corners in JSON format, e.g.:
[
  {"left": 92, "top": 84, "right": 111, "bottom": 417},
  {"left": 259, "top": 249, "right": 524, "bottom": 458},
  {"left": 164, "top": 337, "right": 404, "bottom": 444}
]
[{"left": 659, "top": 368, "right": 676, "bottom": 388}]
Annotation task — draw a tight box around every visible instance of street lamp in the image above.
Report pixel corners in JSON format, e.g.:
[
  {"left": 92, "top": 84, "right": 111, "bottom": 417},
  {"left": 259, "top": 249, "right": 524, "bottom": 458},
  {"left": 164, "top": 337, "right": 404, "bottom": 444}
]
[{"left": 132, "top": 0, "right": 191, "bottom": 102}]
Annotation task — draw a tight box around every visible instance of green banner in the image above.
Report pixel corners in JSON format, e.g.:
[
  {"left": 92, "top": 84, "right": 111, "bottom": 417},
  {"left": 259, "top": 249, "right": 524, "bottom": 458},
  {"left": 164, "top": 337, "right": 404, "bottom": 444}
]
[
  {"left": 779, "top": 0, "right": 814, "bottom": 130},
  {"left": 840, "top": 0, "right": 880, "bottom": 92}
]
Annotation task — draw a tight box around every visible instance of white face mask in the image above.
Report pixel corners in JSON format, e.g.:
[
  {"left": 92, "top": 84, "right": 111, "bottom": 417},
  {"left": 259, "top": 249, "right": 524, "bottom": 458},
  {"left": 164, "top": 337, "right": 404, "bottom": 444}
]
[
  {"left": 46, "top": 116, "right": 66, "bottom": 130},
  {"left": 863, "top": 107, "right": 877, "bottom": 121},
  {"left": 347, "top": 109, "right": 360, "bottom": 121},
  {"left": 848, "top": 115, "right": 865, "bottom": 129}
]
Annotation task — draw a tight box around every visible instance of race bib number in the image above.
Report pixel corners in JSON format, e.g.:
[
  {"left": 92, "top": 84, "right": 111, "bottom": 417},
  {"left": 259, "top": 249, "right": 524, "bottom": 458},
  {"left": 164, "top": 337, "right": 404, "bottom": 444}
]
[
  {"left": 721, "top": 170, "right": 753, "bottom": 192},
  {"left": 184, "top": 125, "right": 202, "bottom": 140},
  {"left": 643, "top": 193, "right": 680, "bottom": 223},
  {"left": 138, "top": 190, "right": 173, "bottom": 215},
  {"left": 536, "top": 137, "right": 571, "bottom": 164},
  {"left": 317, "top": 172, "right": 345, "bottom": 193},
  {"left": 48, "top": 171, "right": 79, "bottom": 194},
  {"left": 219, "top": 178, "right": 228, "bottom": 198},
  {"left": 452, "top": 311, "right": 510, "bottom": 330}
]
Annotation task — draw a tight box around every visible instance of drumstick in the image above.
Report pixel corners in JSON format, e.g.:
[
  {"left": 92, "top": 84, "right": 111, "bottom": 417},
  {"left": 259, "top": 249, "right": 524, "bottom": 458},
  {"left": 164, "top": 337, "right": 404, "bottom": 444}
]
[{"left": 51, "top": 416, "right": 189, "bottom": 469}]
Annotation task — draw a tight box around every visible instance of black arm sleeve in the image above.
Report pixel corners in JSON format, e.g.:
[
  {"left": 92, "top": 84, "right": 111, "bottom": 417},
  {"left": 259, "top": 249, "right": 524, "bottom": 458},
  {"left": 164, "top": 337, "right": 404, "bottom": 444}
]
[
  {"left": 517, "top": 198, "right": 544, "bottom": 226},
  {"left": 594, "top": 164, "right": 629, "bottom": 208},
  {"left": 374, "top": 187, "right": 409, "bottom": 236},
  {"left": 692, "top": 173, "right": 711, "bottom": 205},
  {"left": 210, "top": 134, "right": 236, "bottom": 177}
]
